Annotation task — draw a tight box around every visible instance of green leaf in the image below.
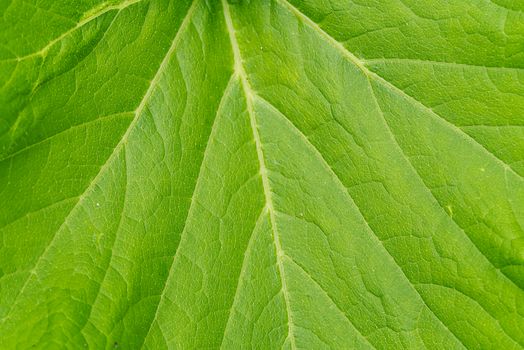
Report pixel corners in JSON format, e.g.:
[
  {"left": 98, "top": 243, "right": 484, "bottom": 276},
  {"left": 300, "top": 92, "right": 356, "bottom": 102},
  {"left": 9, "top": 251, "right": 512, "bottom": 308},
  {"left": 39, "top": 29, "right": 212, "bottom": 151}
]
[{"left": 1, "top": 0, "right": 523, "bottom": 348}]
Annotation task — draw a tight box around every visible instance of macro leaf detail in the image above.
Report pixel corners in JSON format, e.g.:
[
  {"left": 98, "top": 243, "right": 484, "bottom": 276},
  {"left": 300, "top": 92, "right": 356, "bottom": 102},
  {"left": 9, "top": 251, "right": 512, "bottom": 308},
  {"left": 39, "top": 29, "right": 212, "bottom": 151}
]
[{"left": 0, "top": 0, "right": 523, "bottom": 348}]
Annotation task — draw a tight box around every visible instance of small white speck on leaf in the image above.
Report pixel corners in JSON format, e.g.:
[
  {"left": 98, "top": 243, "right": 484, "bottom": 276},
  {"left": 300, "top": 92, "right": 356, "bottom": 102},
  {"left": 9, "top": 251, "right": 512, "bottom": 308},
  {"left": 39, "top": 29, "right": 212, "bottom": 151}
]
[{"left": 446, "top": 205, "right": 453, "bottom": 218}]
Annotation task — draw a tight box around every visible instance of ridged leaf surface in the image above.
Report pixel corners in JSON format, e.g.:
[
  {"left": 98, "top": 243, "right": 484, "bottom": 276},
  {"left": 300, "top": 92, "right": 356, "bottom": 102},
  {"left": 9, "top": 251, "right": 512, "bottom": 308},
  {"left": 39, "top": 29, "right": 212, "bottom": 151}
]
[{"left": 0, "top": 0, "right": 523, "bottom": 348}]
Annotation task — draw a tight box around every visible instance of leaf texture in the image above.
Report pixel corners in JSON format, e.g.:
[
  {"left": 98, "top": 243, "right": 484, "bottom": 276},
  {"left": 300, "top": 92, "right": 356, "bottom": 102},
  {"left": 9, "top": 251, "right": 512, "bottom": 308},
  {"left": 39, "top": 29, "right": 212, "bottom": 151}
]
[{"left": 0, "top": 0, "right": 523, "bottom": 348}]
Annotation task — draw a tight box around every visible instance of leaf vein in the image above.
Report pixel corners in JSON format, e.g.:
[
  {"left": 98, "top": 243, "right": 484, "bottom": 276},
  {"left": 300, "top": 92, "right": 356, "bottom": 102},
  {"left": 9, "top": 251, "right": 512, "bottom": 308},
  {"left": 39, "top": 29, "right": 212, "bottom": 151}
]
[
  {"left": 222, "top": 1, "right": 297, "bottom": 348},
  {"left": 277, "top": 0, "right": 523, "bottom": 180},
  {"left": 0, "top": 0, "right": 196, "bottom": 327},
  {"left": 138, "top": 70, "right": 236, "bottom": 349},
  {"left": 255, "top": 94, "right": 467, "bottom": 349},
  {"left": 219, "top": 207, "right": 268, "bottom": 349},
  {"left": 368, "top": 81, "right": 524, "bottom": 295},
  {"left": 283, "top": 254, "right": 376, "bottom": 350},
  {"left": 5, "top": 0, "right": 145, "bottom": 63}
]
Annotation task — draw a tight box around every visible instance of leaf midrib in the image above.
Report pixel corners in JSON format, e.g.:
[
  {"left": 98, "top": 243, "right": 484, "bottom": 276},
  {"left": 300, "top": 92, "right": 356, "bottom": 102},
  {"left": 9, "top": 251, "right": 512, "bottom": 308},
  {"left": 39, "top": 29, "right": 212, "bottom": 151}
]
[
  {"left": 255, "top": 95, "right": 467, "bottom": 348},
  {"left": 221, "top": 1, "right": 474, "bottom": 347},
  {"left": 221, "top": 1, "right": 300, "bottom": 348},
  {"left": 3, "top": 0, "right": 521, "bottom": 346}
]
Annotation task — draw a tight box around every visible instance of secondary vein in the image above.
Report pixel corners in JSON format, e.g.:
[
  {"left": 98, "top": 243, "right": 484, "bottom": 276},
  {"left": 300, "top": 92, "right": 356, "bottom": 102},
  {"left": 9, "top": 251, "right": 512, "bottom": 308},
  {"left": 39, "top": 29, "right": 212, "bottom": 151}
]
[
  {"left": 278, "top": 0, "right": 523, "bottom": 180},
  {"left": 138, "top": 71, "right": 236, "bottom": 350},
  {"left": 0, "top": 0, "right": 197, "bottom": 326},
  {"left": 10, "top": 0, "right": 145, "bottom": 62}
]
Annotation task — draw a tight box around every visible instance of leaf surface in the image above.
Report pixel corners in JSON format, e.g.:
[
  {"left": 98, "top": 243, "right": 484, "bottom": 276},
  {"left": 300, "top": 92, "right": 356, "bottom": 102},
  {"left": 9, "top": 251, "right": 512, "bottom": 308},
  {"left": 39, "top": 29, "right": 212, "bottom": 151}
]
[{"left": 0, "top": 0, "right": 523, "bottom": 348}]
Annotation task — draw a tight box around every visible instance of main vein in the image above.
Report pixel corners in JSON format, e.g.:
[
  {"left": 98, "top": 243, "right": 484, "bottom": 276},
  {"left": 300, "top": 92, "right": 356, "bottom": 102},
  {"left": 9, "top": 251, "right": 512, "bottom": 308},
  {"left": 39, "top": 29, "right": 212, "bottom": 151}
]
[{"left": 222, "top": 1, "right": 297, "bottom": 348}]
